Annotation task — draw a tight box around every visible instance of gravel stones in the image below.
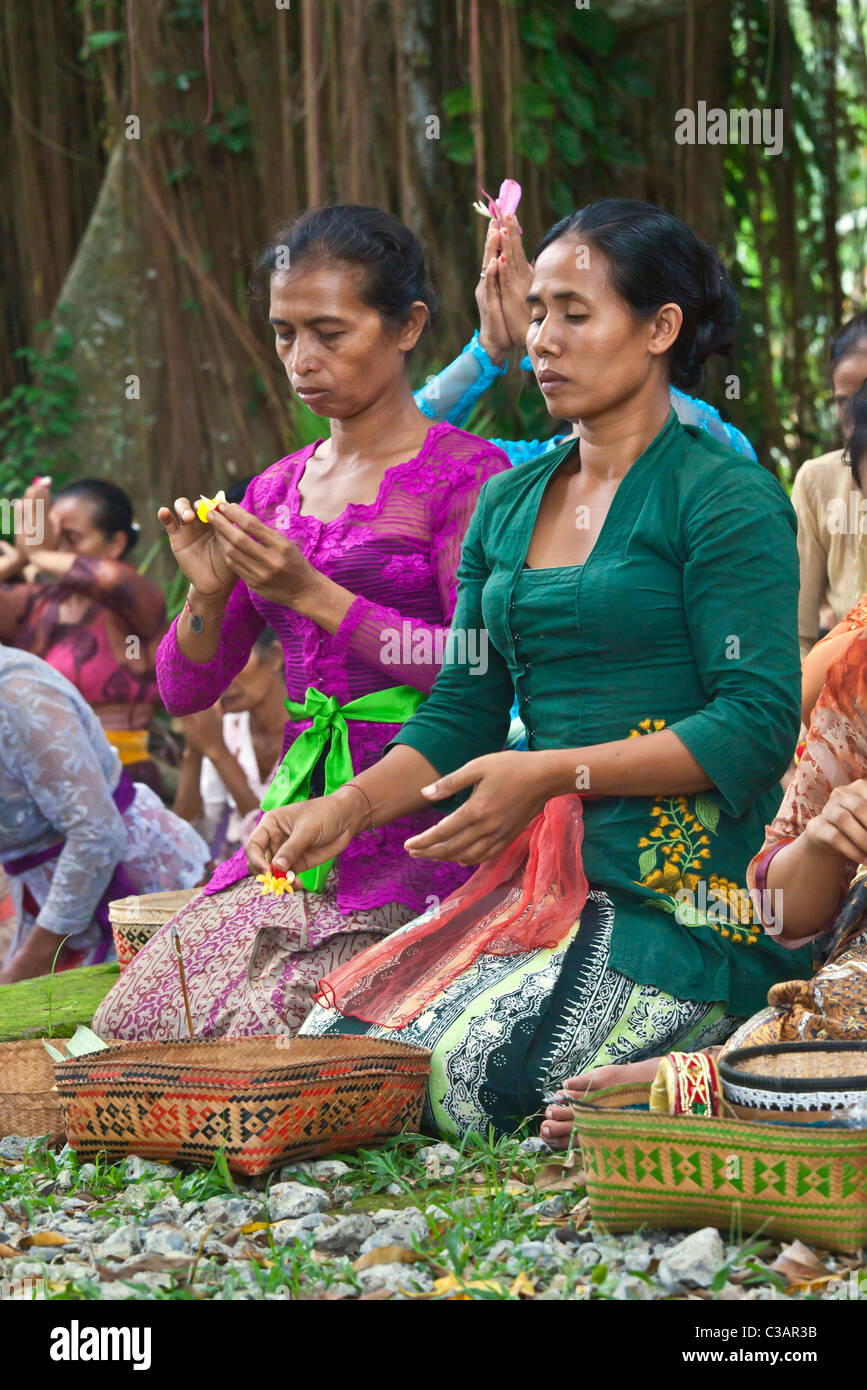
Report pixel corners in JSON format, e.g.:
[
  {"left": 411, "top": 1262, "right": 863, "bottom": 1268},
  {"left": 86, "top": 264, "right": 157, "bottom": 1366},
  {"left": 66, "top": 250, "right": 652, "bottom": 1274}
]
[
  {"left": 358, "top": 1209, "right": 428, "bottom": 1255},
  {"left": 93, "top": 1223, "right": 142, "bottom": 1262},
  {"left": 268, "top": 1182, "right": 331, "bottom": 1222},
  {"left": 657, "top": 1228, "right": 725, "bottom": 1290},
  {"left": 312, "top": 1214, "right": 375, "bottom": 1255}
]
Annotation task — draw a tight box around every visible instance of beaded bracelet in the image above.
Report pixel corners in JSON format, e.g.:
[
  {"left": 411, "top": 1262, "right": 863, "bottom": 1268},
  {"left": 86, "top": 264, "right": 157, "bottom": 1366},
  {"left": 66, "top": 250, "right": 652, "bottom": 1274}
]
[{"left": 342, "top": 780, "right": 375, "bottom": 833}]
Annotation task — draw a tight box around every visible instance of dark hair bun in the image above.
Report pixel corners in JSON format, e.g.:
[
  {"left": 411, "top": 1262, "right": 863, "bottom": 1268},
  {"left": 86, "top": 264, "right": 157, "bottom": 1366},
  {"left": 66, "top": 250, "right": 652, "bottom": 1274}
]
[
  {"left": 676, "top": 245, "right": 739, "bottom": 390},
  {"left": 55, "top": 478, "right": 138, "bottom": 557},
  {"left": 252, "top": 205, "right": 438, "bottom": 345},
  {"left": 536, "top": 198, "right": 740, "bottom": 391}
]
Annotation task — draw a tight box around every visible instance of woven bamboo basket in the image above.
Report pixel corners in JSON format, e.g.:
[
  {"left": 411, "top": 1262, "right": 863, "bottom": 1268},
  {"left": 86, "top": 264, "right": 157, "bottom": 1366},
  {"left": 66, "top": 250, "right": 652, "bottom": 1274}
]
[
  {"left": 720, "top": 1041, "right": 867, "bottom": 1119},
  {"left": 573, "top": 1081, "right": 867, "bottom": 1253},
  {"left": 109, "top": 888, "right": 198, "bottom": 971},
  {"left": 54, "top": 1035, "right": 432, "bottom": 1175},
  {"left": 0, "top": 1039, "right": 69, "bottom": 1139}
]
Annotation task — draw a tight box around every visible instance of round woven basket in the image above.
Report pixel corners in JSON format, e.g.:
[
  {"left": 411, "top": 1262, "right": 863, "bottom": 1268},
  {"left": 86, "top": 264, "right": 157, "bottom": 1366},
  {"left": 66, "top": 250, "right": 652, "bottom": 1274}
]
[
  {"left": 720, "top": 1041, "right": 867, "bottom": 1116},
  {"left": 109, "top": 888, "right": 198, "bottom": 971},
  {"left": 54, "top": 1033, "right": 432, "bottom": 1175},
  {"left": 0, "top": 1038, "right": 69, "bottom": 1139}
]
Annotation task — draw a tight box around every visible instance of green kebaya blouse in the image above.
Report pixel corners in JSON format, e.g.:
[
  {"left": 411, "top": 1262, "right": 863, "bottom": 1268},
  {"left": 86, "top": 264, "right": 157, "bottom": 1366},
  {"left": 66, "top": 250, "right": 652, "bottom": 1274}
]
[{"left": 391, "top": 410, "right": 812, "bottom": 1017}]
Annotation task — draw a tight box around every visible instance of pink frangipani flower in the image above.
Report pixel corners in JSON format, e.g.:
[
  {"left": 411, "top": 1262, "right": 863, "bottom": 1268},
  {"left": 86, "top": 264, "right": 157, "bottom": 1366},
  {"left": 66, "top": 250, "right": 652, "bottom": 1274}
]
[{"left": 472, "top": 177, "right": 523, "bottom": 232}]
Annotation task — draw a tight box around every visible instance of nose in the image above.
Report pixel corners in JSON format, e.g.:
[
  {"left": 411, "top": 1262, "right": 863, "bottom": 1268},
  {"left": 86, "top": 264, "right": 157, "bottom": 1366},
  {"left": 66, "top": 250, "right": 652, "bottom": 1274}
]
[
  {"left": 530, "top": 313, "right": 562, "bottom": 362},
  {"left": 289, "top": 332, "right": 321, "bottom": 377}
]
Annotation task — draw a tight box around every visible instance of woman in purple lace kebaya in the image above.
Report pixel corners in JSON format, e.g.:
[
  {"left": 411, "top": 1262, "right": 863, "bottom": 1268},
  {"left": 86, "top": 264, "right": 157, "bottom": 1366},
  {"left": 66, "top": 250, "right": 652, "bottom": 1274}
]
[{"left": 93, "top": 206, "right": 508, "bottom": 1042}]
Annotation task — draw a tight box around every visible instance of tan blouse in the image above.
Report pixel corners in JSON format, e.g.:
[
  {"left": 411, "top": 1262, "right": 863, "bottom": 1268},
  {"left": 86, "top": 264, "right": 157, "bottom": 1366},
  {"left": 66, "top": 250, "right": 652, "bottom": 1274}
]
[{"left": 791, "top": 448, "right": 866, "bottom": 658}]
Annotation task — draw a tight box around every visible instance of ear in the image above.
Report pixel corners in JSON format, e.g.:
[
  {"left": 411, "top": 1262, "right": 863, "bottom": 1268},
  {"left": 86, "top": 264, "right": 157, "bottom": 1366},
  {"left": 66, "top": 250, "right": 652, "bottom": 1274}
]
[
  {"left": 107, "top": 530, "right": 128, "bottom": 560},
  {"left": 646, "top": 302, "right": 683, "bottom": 360},
  {"left": 396, "top": 301, "right": 430, "bottom": 354}
]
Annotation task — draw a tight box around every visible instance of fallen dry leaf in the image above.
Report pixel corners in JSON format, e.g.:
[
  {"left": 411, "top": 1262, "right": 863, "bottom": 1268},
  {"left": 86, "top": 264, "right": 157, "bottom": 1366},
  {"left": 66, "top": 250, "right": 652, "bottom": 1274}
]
[
  {"left": 239, "top": 1221, "right": 270, "bottom": 1235},
  {"left": 20, "top": 1231, "right": 71, "bottom": 1248},
  {"left": 359, "top": 1287, "right": 395, "bottom": 1301},
  {"left": 771, "top": 1240, "right": 832, "bottom": 1286},
  {"left": 534, "top": 1163, "right": 587, "bottom": 1194},
  {"left": 509, "top": 1270, "right": 536, "bottom": 1298},
  {"left": 95, "top": 1255, "right": 194, "bottom": 1282},
  {"left": 0, "top": 1242, "right": 18, "bottom": 1258},
  {"left": 353, "top": 1245, "right": 423, "bottom": 1271}
]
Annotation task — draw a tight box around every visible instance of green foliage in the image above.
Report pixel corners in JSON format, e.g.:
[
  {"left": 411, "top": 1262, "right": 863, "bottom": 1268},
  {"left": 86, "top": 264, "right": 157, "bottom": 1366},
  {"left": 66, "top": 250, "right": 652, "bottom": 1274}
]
[
  {"left": 440, "top": 2, "right": 645, "bottom": 207},
  {"left": 0, "top": 322, "right": 80, "bottom": 507}
]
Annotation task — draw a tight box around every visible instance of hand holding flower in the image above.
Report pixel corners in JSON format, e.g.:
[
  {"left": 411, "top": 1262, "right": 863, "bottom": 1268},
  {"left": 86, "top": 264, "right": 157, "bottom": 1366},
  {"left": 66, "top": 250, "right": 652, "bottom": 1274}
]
[{"left": 208, "top": 502, "right": 326, "bottom": 612}]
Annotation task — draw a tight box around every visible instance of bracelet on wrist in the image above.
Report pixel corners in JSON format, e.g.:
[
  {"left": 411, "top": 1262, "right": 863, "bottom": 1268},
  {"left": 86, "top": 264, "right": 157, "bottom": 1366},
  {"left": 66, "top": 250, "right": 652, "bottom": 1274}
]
[
  {"left": 184, "top": 589, "right": 224, "bottom": 635},
  {"left": 340, "top": 780, "right": 375, "bottom": 833}
]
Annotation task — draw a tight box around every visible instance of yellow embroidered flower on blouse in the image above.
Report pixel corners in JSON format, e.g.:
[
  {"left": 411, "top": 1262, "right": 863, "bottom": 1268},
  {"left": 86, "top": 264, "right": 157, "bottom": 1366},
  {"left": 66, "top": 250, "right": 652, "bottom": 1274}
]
[
  {"left": 195, "top": 490, "right": 227, "bottom": 523},
  {"left": 256, "top": 868, "right": 296, "bottom": 897}
]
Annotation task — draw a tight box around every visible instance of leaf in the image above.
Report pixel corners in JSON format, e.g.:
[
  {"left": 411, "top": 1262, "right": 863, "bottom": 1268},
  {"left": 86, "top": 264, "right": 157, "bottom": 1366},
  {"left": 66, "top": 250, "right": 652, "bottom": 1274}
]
[
  {"left": 509, "top": 1270, "right": 536, "bottom": 1298},
  {"left": 771, "top": 1240, "right": 832, "bottom": 1286},
  {"left": 353, "top": 1245, "right": 423, "bottom": 1272},
  {"left": 575, "top": 12, "right": 618, "bottom": 55},
  {"left": 674, "top": 898, "right": 707, "bottom": 928},
  {"left": 239, "top": 1221, "right": 270, "bottom": 1235},
  {"left": 535, "top": 1166, "right": 587, "bottom": 1194},
  {"left": 95, "top": 1255, "right": 194, "bottom": 1282},
  {"left": 81, "top": 30, "right": 125, "bottom": 58},
  {"left": 644, "top": 897, "right": 677, "bottom": 913},
  {"left": 0, "top": 1242, "right": 18, "bottom": 1258},
  {"left": 638, "top": 847, "right": 658, "bottom": 878},
  {"left": 21, "top": 1231, "right": 71, "bottom": 1248},
  {"left": 694, "top": 795, "right": 720, "bottom": 835},
  {"left": 442, "top": 85, "right": 472, "bottom": 118}
]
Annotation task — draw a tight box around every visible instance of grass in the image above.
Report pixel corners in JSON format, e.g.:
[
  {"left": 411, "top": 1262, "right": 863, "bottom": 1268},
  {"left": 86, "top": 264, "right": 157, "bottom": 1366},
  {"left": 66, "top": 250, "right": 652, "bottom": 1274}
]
[{"left": 0, "top": 964, "right": 119, "bottom": 1041}]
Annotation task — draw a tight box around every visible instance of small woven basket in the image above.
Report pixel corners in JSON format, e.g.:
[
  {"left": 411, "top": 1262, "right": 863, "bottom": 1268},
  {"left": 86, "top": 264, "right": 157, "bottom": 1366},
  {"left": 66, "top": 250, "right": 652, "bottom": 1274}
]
[
  {"left": 720, "top": 1041, "right": 867, "bottom": 1118},
  {"left": 0, "top": 1039, "right": 69, "bottom": 1139},
  {"left": 573, "top": 1081, "right": 867, "bottom": 1253},
  {"left": 54, "top": 1034, "right": 431, "bottom": 1176},
  {"left": 109, "top": 889, "right": 198, "bottom": 971}
]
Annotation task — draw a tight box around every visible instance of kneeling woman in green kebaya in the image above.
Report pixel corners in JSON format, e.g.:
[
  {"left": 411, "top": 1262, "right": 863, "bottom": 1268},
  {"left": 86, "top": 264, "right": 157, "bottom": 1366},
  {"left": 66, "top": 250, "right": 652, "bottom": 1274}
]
[{"left": 247, "top": 198, "right": 812, "bottom": 1140}]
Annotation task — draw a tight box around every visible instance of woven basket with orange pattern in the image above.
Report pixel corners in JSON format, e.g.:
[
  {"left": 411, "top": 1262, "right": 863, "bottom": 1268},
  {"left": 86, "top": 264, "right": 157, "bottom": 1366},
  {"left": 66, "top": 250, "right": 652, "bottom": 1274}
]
[
  {"left": 54, "top": 1035, "right": 431, "bottom": 1175},
  {"left": 108, "top": 889, "right": 198, "bottom": 970}
]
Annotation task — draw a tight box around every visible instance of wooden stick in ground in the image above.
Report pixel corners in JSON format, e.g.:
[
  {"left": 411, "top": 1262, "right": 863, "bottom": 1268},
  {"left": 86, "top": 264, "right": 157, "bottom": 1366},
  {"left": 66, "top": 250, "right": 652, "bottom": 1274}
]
[{"left": 172, "top": 928, "right": 195, "bottom": 1040}]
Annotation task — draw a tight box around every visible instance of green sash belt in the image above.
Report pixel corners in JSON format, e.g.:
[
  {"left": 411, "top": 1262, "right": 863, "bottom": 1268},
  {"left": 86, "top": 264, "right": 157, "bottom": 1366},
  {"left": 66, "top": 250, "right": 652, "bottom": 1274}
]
[{"left": 259, "top": 684, "right": 426, "bottom": 892}]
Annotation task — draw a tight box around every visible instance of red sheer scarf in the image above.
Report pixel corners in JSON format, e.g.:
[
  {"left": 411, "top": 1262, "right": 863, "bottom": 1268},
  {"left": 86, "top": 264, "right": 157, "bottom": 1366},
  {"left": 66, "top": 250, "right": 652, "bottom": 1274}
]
[{"left": 314, "top": 795, "right": 589, "bottom": 1029}]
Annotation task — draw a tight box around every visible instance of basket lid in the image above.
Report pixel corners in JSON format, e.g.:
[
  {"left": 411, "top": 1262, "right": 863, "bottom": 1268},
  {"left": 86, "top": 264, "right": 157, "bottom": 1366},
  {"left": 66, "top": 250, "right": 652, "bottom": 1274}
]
[
  {"left": 720, "top": 1041, "right": 867, "bottom": 1093},
  {"left": 108, "top": 888, "right": 198, "bottom": 927}
]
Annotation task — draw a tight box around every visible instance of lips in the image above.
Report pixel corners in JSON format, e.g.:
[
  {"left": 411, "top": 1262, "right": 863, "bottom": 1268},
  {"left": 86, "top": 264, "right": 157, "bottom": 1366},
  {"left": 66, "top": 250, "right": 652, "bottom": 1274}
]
[
  {"left": 294, "top": 384, "right": 329, "bottom": 398},
  {"left": 538, "top": 370, "right": 569, "bottom": 386}
]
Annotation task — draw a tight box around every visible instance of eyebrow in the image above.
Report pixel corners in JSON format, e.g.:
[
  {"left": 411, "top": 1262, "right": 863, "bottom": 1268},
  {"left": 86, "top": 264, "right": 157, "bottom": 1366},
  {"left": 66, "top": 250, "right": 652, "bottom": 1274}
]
[
  {"left": 268, "top": 314, "right": 347, "bottom": 328},
  {"left": 525, "top": 288, "right": 590, "bottom": 307}
]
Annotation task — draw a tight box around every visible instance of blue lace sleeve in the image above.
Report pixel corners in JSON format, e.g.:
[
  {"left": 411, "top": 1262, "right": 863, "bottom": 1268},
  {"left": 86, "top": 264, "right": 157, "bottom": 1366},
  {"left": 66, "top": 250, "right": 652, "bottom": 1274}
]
[
  {"left": 414, "top": 332, "right": 507, "bottom": 425},
  {"left": 670, "top": 387, "right": 756, "bottom": 461}
]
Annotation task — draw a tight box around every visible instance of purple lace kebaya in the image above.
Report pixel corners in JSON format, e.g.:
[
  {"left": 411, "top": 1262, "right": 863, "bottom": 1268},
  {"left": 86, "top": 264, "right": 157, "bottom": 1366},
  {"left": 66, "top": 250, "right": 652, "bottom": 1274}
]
[{"left": 156, "top": 422, "right": 509, "bottom": 914}]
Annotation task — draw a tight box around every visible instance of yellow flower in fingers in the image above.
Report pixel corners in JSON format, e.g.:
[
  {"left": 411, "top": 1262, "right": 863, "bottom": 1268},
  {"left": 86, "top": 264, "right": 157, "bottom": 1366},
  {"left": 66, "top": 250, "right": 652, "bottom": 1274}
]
[
  {"left": 255, "top": 868, "right": 296, "bottom": 897},
  {"left": 195, "top": 490, "right": 227, "bottom": 523}
]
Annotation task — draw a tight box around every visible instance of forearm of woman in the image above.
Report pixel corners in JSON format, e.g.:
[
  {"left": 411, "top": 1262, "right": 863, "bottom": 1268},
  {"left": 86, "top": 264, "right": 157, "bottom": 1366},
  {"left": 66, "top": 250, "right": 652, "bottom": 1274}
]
[
  {"left": 175, "top": 586, "right": 231, "bottom": 663},
  {"left": 207, "top": 747, "right": 261, "bottom": 817},
  {"left": 172, "top": 749, "right": 205, "bottom": 822},
  {"left": 289, "top": 571, "right": 355, "bottom": 634},
  {"left": 21, "top": 549, "right": 77, "bottom": 578},
  {"left": 337, "top": 744, "right": 443, "bottom": 829},
  {"left": 765, "top": 836, "right": 849, "bottom": 940},
  {"left": 534, "top": 729, "right": 713, "bottom": 800}
]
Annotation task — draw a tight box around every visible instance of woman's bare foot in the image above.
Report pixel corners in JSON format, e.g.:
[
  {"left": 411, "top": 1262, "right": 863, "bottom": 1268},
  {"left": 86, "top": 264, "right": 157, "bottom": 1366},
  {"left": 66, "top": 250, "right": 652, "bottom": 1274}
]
[{"left": 540, "top": 1057, "right": 662, "bottom": 1150}]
